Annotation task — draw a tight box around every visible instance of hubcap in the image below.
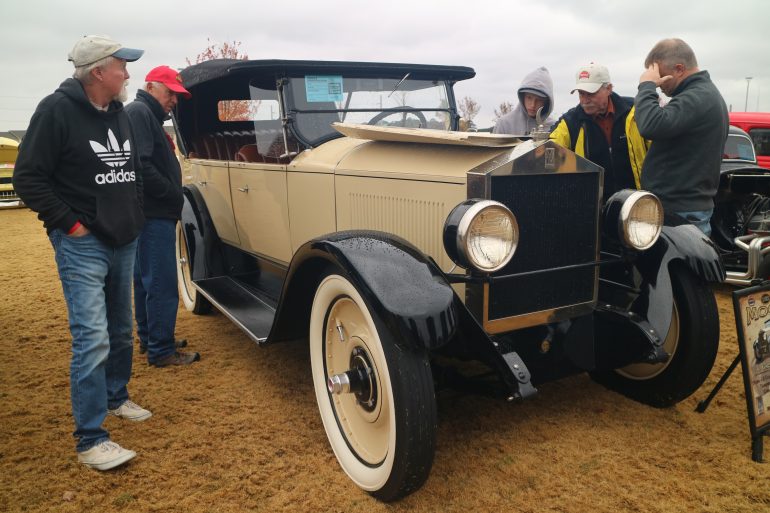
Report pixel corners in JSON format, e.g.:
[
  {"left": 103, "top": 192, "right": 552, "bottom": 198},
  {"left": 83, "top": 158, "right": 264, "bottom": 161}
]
[{"left": 328, "top": 348, "right": 377, "bottom": 412}]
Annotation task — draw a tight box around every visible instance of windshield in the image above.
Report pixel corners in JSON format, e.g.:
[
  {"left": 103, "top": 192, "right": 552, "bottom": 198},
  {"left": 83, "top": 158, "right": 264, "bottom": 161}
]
[
  {"left": 724, "top": 133, "right": 757, "bottom": 162},
  {"left": 749, "top": 128, "right": 770, "bottom": 159},
  {"left": 286, "top": 75, "right": 452, "bottom": 146}
]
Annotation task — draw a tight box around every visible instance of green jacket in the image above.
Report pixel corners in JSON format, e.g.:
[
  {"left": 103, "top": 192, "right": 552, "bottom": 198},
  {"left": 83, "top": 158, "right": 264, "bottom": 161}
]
[{"left": 549, "top": 93, "right": 649, "bottom": 200}]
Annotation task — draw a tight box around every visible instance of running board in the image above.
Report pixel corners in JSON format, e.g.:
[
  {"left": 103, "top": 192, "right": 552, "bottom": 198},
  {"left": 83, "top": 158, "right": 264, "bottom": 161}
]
[{"left": 193, "top": 276, "right": 276, "bottom": 345}]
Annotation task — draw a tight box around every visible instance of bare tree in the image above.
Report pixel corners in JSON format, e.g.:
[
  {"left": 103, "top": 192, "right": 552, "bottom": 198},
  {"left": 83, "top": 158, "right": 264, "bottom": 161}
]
[
  {"left": 458, "top": 96, "right": 481, "bottom": 129},
  {"left": 186, "top": 39, "right": 253, "bottom": 121},
  {"left": 493, "top": 101, "right": 514, "bottom": 122},
  {"left": 186, "top": 38, "right": 248, "bottom": 65}
]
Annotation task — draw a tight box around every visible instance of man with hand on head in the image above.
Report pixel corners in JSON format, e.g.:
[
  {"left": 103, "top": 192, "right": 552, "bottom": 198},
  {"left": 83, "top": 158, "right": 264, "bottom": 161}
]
[
  {"left": 13, "top": 35, "right": 149, "bottom": 471},
  {"left": 550, "top": 63, "right": 649, "bottom": 201},
  {"left": 126, "top": 66, "right": 200, "bottom": 367},
  {"left": 634, "top": 38, "right": 728, "bottom": 235}
]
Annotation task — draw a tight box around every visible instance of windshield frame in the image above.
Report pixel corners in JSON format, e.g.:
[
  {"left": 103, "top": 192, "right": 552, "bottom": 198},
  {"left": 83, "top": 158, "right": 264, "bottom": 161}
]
[{"left": 281, "top": 73, "right": 460, "bottom": 148}]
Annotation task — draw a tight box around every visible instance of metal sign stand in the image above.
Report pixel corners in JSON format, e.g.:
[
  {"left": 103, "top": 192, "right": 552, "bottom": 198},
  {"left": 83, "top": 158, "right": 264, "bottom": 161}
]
[
  {"left": 695, "top": 282, "right": 770, "bottom": 463},
  {"left": 695, "top": 354, "right": 741, "bottom": 413}
]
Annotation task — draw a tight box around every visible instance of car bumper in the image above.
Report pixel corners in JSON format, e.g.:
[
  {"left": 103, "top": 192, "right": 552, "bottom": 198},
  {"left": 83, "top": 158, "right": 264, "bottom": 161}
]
[{"left": 725, "top": 233, "right": 770, "bottom": 286}]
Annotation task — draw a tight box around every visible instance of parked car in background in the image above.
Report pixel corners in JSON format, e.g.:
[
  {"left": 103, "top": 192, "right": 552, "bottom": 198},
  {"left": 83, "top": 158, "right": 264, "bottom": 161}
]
[
  {"left": 0, "top": 137, "right": 22, "bottom": 208},
  {"left": 712, "top": 125, "right": 770, "bottom": 285},
  {"left": 172, "top": 59, "right": 724, "bottom": 501},
  {"left": 729, "top": 112, "right": 770, "bottom": 169}
]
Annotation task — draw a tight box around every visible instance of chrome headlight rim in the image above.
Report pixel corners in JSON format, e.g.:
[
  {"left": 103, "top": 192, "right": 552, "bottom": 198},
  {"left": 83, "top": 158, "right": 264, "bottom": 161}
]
[
  {"left": 618, "top": 190, "right": 663, "bottom": 250},
  {"left": 455, "top": 199, "right": 519, "bottom": 273}
]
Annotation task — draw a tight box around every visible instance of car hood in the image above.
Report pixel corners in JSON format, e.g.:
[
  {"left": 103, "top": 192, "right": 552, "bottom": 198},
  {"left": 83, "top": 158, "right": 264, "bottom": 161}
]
[
  {"left": 720, "top": 161, "right": 768, "bottom": 174},
  {"left": 289, "top": 124, "right": 519, "bottom": 183}
]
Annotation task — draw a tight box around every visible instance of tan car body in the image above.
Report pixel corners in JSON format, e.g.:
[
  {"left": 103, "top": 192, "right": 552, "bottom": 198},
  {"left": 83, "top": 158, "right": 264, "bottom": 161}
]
[{"left": 183, "top": 125, "right": 515, "bottom": 272}]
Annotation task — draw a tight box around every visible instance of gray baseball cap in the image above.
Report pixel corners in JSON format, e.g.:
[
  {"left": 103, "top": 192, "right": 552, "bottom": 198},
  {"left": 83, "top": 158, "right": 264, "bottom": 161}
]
[{"left": 68, "top": 35, "right": 144, "bottom": 67}]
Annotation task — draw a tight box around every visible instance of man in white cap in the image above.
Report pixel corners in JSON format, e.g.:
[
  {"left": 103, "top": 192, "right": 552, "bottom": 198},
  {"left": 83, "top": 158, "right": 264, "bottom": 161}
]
[
  {"left": 126, "top": 66, "right": 200, "bottom": 367},
  {"left": 14, "top": 35, "right": 149, "bottom": 471},
  {"left": 550, "top": 63, "right": 649, "bottom": 201}
]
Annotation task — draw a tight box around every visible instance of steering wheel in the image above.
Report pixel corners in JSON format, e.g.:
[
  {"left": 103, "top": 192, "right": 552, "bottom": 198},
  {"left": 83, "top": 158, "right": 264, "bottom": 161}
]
[{"left": 368, "top": 108, "right": 428, "bottom": 128}]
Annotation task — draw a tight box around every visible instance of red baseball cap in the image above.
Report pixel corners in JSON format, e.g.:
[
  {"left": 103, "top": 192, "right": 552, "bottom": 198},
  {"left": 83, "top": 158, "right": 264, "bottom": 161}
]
[{"left": 145, "top": 65, "right": 191, "bottom": 99}]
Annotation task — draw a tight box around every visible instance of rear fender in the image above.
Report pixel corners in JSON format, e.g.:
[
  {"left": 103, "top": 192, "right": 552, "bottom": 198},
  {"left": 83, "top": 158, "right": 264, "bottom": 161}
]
[{"left": 179, "top": 185, "right": 225, "bottom": 281}]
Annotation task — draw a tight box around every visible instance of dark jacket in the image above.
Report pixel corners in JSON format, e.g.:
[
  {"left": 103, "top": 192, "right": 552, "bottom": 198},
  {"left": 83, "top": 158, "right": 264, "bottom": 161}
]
[
  {"left": 125, "top": 89, "right": 183, "bottom": 220},
  {"left": 13, "top": 78, "right": 143, "bottom": 247},
  {"left": 549, "top": 92, "right": 648, "bottom": 200},
  {"left": 634, "top": 70, "right": 729, "bottom": 213}
]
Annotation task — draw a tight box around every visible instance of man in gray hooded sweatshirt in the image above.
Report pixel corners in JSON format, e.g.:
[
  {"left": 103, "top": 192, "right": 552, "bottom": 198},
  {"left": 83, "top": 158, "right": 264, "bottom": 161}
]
[{"left": 493, "top": 66, "right": 555, "bottom": 135}]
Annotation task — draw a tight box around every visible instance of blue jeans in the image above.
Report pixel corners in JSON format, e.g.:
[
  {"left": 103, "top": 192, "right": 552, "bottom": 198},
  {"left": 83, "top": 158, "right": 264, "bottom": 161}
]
[
  {"left": 49, "top": 230, "right": 137, "bottom": 452},
  {"left": 134, "top": 218, "right": 179, "bottom": 364},
  {"left": 676, "top": 209, "right": 713, "bottom": 236}
]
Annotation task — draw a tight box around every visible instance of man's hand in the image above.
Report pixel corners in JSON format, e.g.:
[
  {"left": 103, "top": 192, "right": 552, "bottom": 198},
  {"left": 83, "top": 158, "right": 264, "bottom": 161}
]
[
  {"left": 639, "top": 62, "right": 673, "bottom": 87},
  {"left": 69, "top": 224, "right": 90, "bottom": 237}
]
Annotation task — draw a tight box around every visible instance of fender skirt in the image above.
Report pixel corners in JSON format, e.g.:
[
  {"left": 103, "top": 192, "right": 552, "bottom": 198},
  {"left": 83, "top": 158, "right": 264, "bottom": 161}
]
[
  {"left": 596, "top": 222, "right": 724, "bottom": 367},
  {"left": 267, "top": 230, "right": 458, "bottom": 351}
]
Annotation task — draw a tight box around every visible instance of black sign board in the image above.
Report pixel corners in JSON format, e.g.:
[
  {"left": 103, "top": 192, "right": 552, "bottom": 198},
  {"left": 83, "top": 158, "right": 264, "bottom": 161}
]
[{"left": 733, "top": 283, "right": 770, "bottom": 461}]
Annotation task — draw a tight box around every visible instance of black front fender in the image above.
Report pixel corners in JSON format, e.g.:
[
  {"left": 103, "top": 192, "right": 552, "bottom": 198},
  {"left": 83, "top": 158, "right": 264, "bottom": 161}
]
[
  {"left": 634, "top": 222, "right": 724, "bottom": 338},
  {"left": 267, "top": 231, "right": 457, "bottom": 351},
  {"left": 596, "top": 221, "right": 724, "bottom": 367}
]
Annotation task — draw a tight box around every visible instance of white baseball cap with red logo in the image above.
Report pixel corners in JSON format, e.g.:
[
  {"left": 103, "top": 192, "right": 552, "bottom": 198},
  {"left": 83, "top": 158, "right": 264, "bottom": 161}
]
[{"left": 571, "top": 63, "right": 611, "bottom": 94}]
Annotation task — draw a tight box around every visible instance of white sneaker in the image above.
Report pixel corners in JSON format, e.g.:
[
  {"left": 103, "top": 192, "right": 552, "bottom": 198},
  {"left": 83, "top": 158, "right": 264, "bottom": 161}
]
[
  {"left": 108, "top": 400, "right": 152, "bottom": 421},
  {"left": 78, "top": 441, "right": 136, "bottom": 471}
]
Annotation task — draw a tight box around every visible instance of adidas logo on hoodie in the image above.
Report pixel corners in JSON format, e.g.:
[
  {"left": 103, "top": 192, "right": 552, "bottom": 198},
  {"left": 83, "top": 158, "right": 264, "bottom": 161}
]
[{"left": 90, "top": 129, "right": 136, "bottom": 184}]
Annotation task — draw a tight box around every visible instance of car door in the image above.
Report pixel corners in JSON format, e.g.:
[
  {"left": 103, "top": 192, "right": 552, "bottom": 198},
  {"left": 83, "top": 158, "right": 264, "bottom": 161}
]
[{"left": 229, "top": 160, "right": 292, "bottom": 263}]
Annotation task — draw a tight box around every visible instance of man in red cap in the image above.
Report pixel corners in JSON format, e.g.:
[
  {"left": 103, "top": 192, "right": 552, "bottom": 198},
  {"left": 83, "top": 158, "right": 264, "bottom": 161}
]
[{"left": 126, "top": 66, "right": 200, "bottom": 367}]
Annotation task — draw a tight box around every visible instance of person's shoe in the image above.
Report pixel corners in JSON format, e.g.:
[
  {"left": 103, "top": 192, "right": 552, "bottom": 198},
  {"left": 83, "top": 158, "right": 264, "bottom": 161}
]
[
  {"left": 151, "top": 351, "right": 201, "bottom": 367},
  {"left": 77, "top": 441, "right": 136, "bottom": 471},
  {"left": 139, "top": 339, "right": 186, "bottom": 354},
  {"left": 108, "top": 400, "right": 152, "bottom": 421}
]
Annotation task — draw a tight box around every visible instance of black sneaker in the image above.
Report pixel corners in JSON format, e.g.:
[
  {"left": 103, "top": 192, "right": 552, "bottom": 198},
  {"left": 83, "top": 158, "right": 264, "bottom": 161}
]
[{"left": 151, "top": 351, "right": 201, "bottom": 367}]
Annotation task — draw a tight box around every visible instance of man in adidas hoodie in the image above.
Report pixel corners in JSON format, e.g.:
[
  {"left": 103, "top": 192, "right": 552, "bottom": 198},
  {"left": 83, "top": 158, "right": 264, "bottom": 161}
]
[
  {"left": 13, "top": 35, "right": 150, "bottom": 471},
  {"left": 126, "top": 66, "right": 200, "bottom": 367}
]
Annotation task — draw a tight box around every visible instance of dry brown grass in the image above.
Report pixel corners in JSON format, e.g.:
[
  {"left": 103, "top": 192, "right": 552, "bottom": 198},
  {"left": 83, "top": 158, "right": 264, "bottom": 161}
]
[{"left": 1, "top": 207, "right": 769, "bottom": 513}]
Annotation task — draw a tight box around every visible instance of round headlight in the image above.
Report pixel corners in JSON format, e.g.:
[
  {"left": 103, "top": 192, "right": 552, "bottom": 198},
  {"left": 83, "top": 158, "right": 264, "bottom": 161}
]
[
  {"left": 444, "top": 200, "right": 519, "bottom": 272},
  {"left": 619, "top": 191, "right": 663, "bottom": 250}
]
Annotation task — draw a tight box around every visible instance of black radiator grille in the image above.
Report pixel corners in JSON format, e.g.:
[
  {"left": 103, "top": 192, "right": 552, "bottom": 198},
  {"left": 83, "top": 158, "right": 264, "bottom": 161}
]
[{"left": 489, "top": 172, "right": 599, "bottom": 319}]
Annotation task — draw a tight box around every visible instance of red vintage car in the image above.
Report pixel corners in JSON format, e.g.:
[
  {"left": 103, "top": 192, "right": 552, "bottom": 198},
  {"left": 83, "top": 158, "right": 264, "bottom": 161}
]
[{"left": 730, "top": 112, "right": 770, "bottom": 169}]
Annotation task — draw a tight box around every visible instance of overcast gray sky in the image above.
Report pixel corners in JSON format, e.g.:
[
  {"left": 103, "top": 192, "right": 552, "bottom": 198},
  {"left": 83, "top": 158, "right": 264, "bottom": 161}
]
[{"left": 1, "top": 0, "right": 768, "bottom": 130}]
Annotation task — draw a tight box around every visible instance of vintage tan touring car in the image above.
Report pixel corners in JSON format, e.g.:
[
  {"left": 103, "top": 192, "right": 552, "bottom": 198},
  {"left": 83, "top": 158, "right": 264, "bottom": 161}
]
[
  {"left": 173, "top": 59, "right": 724, "bottom": 501},
  {"left": 0, "top": 137, "right": 22, "bottom": 208}
]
